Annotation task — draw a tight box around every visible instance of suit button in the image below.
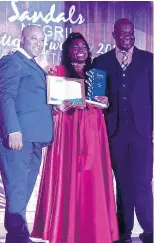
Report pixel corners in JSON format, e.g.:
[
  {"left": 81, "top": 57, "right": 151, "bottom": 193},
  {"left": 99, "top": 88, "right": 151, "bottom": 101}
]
[
  {"left": 123, "top": 74, "right": 126, "bottom": 77},
  {"left": 122, "top": 84, "right": 126, "bottom": 87},
  {"left": 122, "top": 97, "right": 127, "bottom": 100}
]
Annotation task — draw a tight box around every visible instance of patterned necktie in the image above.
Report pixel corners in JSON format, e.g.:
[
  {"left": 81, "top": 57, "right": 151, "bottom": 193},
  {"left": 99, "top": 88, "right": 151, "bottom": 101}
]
[
  {"left": 31, "top": 58, "right": 37, "bottom": 65},
  {"left": 31, "top": 58, "right": 41, "bottom": 70},
  {"left": 121, "top": 51, "right": 129, "bottom": 71},
  {"left": 30, "top": 58, "right": 44, "bottom": 77}
]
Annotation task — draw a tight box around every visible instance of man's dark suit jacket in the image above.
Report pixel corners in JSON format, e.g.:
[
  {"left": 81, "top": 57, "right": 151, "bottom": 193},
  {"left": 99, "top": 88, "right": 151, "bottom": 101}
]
[
  {"left": 0, "top": 51, "right": 53, "bottom": 142},
  {"left": 93, "top": 46, "right": 153, "bottom": 138}
]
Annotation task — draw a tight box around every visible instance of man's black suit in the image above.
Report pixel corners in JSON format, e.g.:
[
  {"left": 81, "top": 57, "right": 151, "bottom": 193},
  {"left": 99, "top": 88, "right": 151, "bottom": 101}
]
[{"left": 93, "top": 46, "right": 153, "bottom": 239}]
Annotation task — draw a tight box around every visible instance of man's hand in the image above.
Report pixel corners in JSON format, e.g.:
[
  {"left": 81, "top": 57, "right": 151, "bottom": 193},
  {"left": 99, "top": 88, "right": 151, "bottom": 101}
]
[{"left": 8, "top": 132, "right": 23, "bottom": 150}]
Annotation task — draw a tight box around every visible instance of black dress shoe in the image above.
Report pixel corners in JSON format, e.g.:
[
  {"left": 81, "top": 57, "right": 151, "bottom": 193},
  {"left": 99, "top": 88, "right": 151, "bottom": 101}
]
[
  {"left": 139, "top": 233, "right": 153, "bottom": 243},
  {"left": 118, "top": 239, "right": 132, "bottom": 243},
  {"left": 125, "top": 239, "right": 132, "bottom": 243}
]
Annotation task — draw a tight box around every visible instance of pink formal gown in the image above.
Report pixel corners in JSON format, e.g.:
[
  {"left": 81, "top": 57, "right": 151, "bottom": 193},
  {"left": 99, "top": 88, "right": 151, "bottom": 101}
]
[{"left": 31, "top": 65, "right": 119, "bottom": 243}]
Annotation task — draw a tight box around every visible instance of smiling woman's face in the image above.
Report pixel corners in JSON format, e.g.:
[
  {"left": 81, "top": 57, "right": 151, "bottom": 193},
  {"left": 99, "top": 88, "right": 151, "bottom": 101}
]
[{"left": 68, "top": 39, "right": 88, "bottom": 64}]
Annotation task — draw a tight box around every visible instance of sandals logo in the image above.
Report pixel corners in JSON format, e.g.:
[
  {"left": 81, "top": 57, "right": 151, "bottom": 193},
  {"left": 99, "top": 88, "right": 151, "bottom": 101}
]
[
  {"left": 0, "top": 0, "right": 116, "bottom": 65},
  {"left": 0, "top": 0, "right": 86, "bottom": 63},
  {"left": 9, "top": 0, "right": 85, "bottom": 24}
]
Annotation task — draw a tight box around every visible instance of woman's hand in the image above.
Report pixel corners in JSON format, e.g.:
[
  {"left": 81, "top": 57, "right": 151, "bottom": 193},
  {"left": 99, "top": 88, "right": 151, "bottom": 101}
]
[
  {"left": 94, "top": 96, "right": 109, "bottom": 106},
  {"left": 54, "top": 100, "right": 76, "bottom": 112}
]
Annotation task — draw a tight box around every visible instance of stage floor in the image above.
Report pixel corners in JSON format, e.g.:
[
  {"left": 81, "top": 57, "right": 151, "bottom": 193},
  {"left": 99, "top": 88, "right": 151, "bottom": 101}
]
[
  {"left": 0, "top": 237, "right": 142, "bottom": 243},
  {"left": 0, "top": 222, "right": 142, "bottom": 243}
]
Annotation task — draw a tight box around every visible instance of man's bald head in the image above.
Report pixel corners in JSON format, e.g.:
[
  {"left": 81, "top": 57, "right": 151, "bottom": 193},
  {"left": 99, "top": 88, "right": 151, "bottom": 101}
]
[
  {"left": 21, "top": 25, "right": 44, "bottom": 39},
  {"left": 114, "top": 18, "right": 134, "bottom": 33},
  {"left": 21, "top": 25, "right": 45, "bottom": 58},
  {"left": 112, "top": 18, "right": 135, "bottom": 51}
]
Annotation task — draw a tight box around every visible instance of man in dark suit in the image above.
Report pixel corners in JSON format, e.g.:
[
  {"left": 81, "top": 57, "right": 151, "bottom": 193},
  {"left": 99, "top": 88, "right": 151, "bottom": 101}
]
[
  {"left": 0, "top": 25, "right": 54, "bottom": 243},
  {"left": 93, "top": 18, "right": 153, "bottom": 243}
]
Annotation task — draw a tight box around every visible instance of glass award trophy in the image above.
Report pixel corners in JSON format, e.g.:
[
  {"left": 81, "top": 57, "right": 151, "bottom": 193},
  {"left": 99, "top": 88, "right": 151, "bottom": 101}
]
[{"left": 85, "top": 68, "right": 107, "bottom": 108}]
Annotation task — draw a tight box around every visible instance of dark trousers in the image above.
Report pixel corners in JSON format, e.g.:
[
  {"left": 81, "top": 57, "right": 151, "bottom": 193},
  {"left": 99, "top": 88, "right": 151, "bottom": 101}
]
[
  {"left": 109, "top": 122, "right": 153, "bottom": 239},
  {"left": 0, "top": 138, "right": 43, "bottom": 243}
]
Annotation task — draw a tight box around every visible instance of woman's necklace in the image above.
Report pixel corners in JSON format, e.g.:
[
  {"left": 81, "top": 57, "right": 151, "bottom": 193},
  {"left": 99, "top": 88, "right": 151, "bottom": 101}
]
[
  {"left": 71, "top": 63, "right": 85, "bottom": 78},
  {"left": 71, "top": 62, "right": 85, "bottom": 69}
]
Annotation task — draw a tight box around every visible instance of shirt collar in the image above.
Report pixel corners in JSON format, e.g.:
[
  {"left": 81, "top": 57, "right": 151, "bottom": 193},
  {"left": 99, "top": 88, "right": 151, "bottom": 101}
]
[
  {"left": 18, "top": 47, "right": 33, "bottom": 59},
  {"left": 115, "top": 46, "right": 134, "bottom": 55}
]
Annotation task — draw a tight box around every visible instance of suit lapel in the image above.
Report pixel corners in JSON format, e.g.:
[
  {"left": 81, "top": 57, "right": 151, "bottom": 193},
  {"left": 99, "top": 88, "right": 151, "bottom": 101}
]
[
  {"left": 15, "top": 51, "right": 46, "bottom": 83},
  {"left": 109, "top": 49, "right": 121, "bottom": 92},
  {"left": 128, "top": 46, "right": 141, "bottom": 91}
]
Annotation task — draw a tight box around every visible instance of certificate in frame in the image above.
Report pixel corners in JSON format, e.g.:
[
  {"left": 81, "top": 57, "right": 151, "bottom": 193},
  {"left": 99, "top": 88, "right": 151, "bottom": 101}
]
[{"left": 47, "top": 75, "right": 86, "bottom": 107}]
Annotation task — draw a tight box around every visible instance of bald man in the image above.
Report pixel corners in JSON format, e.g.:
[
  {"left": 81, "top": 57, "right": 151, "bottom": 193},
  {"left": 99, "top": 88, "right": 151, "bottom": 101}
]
[
  {"left": 93, "top": 18, "right": 153, "bottom": 243},
  {"left": 0, "top": 25, "right": 54, "bottom": 243}
]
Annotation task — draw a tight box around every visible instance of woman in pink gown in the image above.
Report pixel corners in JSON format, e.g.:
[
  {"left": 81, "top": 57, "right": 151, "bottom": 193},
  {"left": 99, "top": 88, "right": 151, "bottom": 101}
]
[{"left": 31, "top": 32, "right": 119, "bottom": 243}]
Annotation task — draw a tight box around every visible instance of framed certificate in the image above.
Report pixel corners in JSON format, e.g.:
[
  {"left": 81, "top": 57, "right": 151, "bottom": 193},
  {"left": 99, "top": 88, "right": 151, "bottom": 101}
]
[{"left": 47, "top": 75, "right": 86, "bottom": 107}]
